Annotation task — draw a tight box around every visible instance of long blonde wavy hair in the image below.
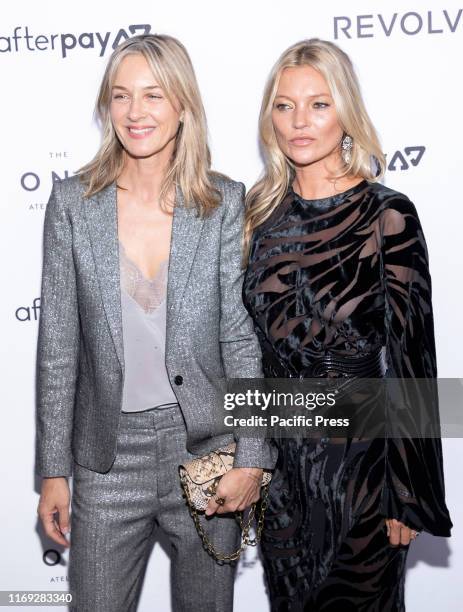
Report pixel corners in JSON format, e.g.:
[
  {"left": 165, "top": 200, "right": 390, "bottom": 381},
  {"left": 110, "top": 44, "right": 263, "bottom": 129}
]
[
  {"left": 77, "top": 33, "right": 222, "bottom": 215},
  {"left": 243, "top": 38, "right": 386, "bottom": 259}
]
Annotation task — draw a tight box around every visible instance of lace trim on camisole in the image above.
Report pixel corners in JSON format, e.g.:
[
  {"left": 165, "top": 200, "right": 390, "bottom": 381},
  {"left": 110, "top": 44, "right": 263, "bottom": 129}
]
[{"left": 118, "top": 240, "right": 168, "bottom": 313}]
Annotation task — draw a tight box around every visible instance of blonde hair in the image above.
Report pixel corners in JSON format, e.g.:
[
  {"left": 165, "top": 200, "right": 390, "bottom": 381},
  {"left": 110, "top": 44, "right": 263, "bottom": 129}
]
[
  {"left": 77, "top": 33, "right": 222, "bottom": 215},
  {"left": 244, "top": 38, "right": 386, "bottom": 258}
]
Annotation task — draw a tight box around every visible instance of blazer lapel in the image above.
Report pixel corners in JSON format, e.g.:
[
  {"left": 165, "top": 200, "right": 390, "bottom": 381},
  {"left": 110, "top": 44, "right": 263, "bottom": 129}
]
[
  {"left": 83, "top": 181, "right": 124, "bottom": 368},
  {"left": 84, "top": 180, "right": 205, "bottom": 370},
  {"left": 166, "top": 186, "right": 205, "bottom": 338}
]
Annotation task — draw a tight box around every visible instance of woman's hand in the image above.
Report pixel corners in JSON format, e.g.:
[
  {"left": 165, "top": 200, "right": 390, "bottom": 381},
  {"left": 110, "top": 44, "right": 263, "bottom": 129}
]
[
  {"left": 385, "top": 518, "right": 420, "bottom": 546},
  {"left": 37, "top": 477, "right": 71, "bottom": 548},
  {"left": 205, "top": 467, "right": 263, "bottom": 516}
]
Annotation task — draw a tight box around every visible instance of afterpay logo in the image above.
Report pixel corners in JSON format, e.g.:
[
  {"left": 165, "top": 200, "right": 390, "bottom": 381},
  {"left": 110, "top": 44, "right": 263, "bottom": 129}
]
[{"left": 0, "top": 24, "right": 152, "bottom": 58}]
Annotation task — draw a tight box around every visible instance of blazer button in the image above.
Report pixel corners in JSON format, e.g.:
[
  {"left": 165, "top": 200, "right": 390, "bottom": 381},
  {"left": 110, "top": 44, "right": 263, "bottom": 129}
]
[{"left": 174, "top": 375, "right": 183, "bottom": 386}]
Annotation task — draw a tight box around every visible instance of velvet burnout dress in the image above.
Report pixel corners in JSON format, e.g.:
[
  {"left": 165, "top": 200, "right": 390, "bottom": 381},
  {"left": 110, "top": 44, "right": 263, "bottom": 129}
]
[{"left": 242, "top": 180, "right": 452, "bottom": 611}]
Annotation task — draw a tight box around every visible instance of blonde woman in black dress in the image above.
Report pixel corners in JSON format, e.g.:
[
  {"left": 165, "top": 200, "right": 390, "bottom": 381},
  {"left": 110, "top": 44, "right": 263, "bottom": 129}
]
[{"left": 242, "top": 39, "right": 452, "bottom": 611}]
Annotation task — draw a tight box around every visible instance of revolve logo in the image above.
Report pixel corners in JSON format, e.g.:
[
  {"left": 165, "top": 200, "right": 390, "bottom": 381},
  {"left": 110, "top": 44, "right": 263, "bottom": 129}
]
[
  {"left": 334, "top": 10, "right": 462, "bottom": 39},
  {"left": 0, "top": 24, "right": 152, "bottom": 58}
]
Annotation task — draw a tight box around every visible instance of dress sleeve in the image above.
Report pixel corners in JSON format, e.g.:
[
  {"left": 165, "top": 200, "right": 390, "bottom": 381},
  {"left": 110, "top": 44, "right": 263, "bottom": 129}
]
[{"left": 380, "top": 195, "right": 452, "bottom": 536}]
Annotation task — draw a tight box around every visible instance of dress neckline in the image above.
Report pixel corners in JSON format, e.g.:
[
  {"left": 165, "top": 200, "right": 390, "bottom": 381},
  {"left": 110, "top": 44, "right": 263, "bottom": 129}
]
[{"left": 289, "top": 179, "right": 369, "bottom": 209}]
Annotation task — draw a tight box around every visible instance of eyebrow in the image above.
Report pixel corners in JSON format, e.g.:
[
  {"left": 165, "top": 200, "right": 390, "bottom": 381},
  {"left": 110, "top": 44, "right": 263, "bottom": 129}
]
[
  {"left": 275, "top": 92, "right": 331, "bottom": 99},
  {"left": 112, "top": 85, "right": 161, "bottom": 91}
]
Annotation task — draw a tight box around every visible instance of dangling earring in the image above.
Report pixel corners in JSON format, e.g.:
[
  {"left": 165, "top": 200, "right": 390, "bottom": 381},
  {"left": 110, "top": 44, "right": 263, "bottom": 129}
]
[{"left": 341, "top": 134, "right": 353, "bottom": 164}]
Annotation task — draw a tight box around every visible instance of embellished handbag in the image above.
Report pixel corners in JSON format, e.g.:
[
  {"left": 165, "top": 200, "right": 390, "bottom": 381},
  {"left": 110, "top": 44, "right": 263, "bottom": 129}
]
[{"left": 178, "top": 442, "right": 272, "bottom": 563}]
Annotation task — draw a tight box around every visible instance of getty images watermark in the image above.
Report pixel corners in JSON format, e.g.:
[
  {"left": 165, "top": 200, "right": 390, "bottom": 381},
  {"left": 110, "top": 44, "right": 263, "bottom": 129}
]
[
  {"left": 223, "top": 389, "right": 350, "bottom": 429},
  {"left": 213, "top": 378, "right": 463, "bottom": 439}
]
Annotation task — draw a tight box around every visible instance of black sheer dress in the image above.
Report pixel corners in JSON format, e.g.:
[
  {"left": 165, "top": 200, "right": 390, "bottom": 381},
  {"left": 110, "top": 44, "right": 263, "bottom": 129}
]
[{"left": 242, "top": 180, "right": 452, "bottom": 611}]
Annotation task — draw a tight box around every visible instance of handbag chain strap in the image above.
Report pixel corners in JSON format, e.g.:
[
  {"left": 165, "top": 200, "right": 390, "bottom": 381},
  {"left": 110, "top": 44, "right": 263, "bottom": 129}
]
[{"left": 183, "top": 482, "right": 270, "bottom": 563}]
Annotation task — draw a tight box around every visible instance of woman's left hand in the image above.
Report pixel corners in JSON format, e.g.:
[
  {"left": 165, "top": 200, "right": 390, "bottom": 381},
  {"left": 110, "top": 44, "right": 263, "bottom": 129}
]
[
  {"left": 385, "top": 518, "right": 420, "bottom": 546},
  {"left": 205, "top": 467, "right": 263, "bottom": 516}
]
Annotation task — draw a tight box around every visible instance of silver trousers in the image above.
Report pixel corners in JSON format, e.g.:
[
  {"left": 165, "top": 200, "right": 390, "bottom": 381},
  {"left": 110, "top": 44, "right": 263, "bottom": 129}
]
[{"left": 68, "top": 403, "right": 241, "bottom": 611}]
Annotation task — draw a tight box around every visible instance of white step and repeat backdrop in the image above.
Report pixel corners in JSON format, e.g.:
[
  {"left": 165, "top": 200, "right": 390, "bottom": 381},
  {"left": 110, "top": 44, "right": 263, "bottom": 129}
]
[{"left": 1, "top": 0, "right": 462, "bottom": 610}]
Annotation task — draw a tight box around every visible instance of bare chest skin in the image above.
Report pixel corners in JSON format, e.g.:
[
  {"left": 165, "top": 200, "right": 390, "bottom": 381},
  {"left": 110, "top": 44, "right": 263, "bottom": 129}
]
[{"left": 116, "top": 186, "right": 174, "bottom": 281}]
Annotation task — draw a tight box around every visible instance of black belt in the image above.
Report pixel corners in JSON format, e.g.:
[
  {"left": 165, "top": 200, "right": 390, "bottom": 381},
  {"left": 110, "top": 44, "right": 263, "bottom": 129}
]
[
  {"left": 301, "top": 347, "right": 386, "bottom": 378},
  {"left": 262, "top": 339, "right": 387, "bottom": 379}
]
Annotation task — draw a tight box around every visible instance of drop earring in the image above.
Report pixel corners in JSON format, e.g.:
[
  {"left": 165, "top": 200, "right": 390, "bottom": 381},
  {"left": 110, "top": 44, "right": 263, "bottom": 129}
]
[{"left": 341, "top": 134, "right": 353, "bottom": 164}]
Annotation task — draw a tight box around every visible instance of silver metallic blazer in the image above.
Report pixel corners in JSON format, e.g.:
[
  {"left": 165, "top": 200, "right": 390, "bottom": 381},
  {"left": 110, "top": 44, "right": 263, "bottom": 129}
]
[{"left": 35, "top": 174, "right": 276, "bottom": 477}]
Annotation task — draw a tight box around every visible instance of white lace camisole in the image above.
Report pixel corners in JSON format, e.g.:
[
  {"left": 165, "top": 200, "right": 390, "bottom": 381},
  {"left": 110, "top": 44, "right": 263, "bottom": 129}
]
[{"left": 118, "top": 239, "right": 178, "bottom": 412}]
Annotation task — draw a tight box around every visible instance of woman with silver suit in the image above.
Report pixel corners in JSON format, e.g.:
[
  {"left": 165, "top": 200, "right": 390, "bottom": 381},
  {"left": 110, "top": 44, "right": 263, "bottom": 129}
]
[{"left": 35, "top": 34, "right": 275, "bottom": 612}]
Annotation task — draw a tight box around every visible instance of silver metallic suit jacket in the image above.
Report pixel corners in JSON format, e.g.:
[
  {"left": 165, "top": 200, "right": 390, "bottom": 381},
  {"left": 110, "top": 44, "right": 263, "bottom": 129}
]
[{"left": 35, "top": 174, "right": 277, "bottom": 477}]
